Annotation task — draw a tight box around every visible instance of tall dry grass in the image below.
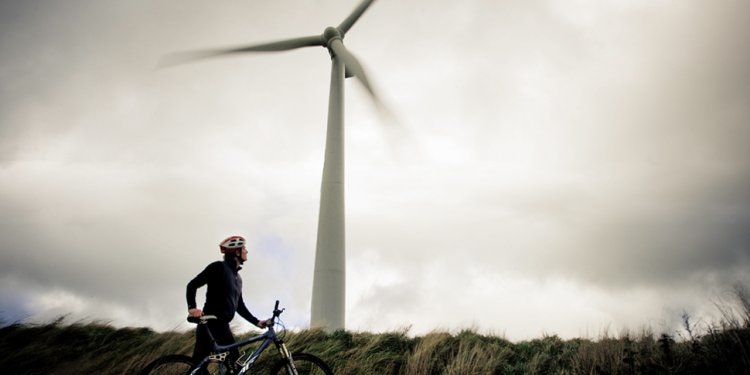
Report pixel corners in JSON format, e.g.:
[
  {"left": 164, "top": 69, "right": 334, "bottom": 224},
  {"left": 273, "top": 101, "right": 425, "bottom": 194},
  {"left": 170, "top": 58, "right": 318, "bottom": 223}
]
[{"left": 2, "top": 286, "right": 750, "bottom": 374}]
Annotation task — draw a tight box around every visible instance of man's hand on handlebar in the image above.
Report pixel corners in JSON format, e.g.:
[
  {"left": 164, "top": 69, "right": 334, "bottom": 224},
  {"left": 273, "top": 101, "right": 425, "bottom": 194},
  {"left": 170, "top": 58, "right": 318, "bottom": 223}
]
[
  {"left": 257, "top": 319, "right": 272, "bottom": 329},
  {"left": 188, "top": 308, "right": 203, "bottom": 318}
]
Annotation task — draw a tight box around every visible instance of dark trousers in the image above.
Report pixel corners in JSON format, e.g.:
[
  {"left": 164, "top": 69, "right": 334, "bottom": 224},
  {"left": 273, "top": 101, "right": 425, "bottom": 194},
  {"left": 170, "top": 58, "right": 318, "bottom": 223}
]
[{"left": 193, "top": 320, "right": 240, "bottom": 366}]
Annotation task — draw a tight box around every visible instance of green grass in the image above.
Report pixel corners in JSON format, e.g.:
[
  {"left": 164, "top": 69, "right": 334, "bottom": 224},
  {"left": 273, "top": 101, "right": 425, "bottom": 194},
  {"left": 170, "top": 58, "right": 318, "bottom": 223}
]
[{"left": 2, "top": 288, "right": 750, "bottom": 374}]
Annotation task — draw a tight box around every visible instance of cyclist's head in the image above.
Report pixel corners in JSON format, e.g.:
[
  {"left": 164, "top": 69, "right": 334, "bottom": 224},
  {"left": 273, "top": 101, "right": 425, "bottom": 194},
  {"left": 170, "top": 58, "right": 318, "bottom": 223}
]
[{"left": 220, "top": 236, "right": 246, "bottom": 262}]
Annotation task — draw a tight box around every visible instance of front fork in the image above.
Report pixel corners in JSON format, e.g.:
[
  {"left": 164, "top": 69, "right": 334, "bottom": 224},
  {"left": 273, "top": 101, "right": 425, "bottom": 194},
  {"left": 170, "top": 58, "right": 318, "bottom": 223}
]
[{"left": 277, "top": 342, "right": 299, "bottom": 375}]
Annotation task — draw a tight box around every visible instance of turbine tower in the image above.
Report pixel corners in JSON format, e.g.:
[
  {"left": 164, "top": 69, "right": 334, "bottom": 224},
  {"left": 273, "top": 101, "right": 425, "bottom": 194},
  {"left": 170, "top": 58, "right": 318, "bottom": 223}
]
[{"left": 162, "top": 0, "right": 383, "bottom": 331}]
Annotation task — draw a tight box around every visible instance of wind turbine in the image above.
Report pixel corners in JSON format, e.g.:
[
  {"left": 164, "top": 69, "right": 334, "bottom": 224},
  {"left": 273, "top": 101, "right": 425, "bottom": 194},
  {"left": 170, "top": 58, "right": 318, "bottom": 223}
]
[{"left": 162, "top": 0, "right": 384, "bottom": 331}]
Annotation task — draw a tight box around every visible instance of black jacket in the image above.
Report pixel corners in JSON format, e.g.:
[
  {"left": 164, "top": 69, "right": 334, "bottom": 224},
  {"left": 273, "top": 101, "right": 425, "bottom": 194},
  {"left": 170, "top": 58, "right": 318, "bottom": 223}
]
[{"left": 186, "top": 259, "right": 259, "bottom": 325}]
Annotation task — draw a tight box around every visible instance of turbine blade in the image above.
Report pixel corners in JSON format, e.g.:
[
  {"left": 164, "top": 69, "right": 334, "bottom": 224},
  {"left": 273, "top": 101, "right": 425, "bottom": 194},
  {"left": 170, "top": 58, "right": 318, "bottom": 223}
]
[
  {"left": 328, "top": 39, "right": 396, "bottom": 121},
  {"left": 328, "top": 40, "right": 377, "bottom": 98},
  {"left": 337, "top": 0, "right": 376, "bottom": 36},
  {"left": 159, "top": 35, "right": 324, "bottom": 68}
]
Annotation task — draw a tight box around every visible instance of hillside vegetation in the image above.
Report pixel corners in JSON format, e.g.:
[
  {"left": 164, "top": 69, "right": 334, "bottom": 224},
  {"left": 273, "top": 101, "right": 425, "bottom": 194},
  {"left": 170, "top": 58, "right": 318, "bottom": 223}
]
[{"left": 2, "top": 288, "right": 749, "bottom": 375}]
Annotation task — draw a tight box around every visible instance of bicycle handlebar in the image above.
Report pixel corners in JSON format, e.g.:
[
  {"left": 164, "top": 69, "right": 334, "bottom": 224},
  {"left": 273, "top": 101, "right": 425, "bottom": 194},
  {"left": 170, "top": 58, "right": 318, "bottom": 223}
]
[{"left": 272, "top": 300, "right": 285, "bottom": 320}]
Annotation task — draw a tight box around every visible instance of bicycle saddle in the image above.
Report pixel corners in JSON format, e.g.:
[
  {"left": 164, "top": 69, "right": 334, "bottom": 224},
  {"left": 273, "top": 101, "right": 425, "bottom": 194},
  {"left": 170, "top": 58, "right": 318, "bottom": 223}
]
[{"left": 187, "top": 315, "right": 218, "bottom": 324}]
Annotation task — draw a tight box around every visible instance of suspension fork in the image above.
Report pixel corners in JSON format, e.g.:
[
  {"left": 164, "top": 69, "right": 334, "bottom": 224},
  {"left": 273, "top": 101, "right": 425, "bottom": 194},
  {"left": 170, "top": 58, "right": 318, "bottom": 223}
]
[{"left": 276, "top": 340, "right": 299, "bottom": 375}]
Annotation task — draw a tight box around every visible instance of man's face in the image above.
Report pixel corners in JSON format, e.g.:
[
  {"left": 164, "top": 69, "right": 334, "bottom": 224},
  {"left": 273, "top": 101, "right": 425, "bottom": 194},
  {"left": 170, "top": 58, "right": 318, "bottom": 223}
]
[{"left": 239, "top": 247, "right": 248, "bottom": 262}]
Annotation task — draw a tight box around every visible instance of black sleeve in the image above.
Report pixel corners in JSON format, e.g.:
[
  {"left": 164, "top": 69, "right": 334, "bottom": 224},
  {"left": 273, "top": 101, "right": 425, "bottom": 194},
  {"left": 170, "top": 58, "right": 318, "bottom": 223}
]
[
  {"left": 237, "top": 294, "right": 260, "bottom": 326},
  {"left": 186, "top": 263, "right": 215, "bottom": 309}
]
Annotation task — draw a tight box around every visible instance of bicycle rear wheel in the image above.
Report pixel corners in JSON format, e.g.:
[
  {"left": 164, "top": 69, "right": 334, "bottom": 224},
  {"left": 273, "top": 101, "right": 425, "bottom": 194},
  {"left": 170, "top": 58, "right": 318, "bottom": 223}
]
[
  {"left": 140, "top": 354, "right": 194, "bottom": 375},
  {"left": 271, "top": 352, "right": 333, "bottom": 375}
]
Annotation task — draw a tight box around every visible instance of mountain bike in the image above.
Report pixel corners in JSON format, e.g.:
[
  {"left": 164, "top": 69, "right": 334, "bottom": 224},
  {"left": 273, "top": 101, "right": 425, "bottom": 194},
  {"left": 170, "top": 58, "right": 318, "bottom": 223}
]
[{"left": 140, "top": 300, "right": 333, "bottom": 375}]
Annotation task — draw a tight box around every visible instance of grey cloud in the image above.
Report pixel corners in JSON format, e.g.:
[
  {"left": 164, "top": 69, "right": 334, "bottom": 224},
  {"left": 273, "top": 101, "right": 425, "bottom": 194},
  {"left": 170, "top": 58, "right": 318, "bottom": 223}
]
[{"left": 2, "top": 0, "right": 750, "bottom": 338}]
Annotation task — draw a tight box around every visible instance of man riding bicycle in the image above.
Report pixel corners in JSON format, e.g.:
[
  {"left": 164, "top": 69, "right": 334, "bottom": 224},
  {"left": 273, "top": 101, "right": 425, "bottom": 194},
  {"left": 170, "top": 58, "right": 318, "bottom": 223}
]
[{"left": 186, "top": 236, "right": 271, "bottom": 368}]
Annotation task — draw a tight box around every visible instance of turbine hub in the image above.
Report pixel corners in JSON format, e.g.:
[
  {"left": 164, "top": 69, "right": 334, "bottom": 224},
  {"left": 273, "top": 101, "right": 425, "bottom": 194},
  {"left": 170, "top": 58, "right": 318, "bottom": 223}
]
[{"left": 323, "top": 26, "right": 342, "bottom": 45}]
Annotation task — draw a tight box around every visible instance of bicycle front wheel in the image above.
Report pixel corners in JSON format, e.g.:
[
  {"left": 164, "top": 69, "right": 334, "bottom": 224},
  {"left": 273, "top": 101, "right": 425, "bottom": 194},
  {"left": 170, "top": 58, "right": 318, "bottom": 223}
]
[
  {"left": 271, "top": 352, "right": 333, "bottom": 375},
  {"left": 140, "top": 354, "right": 194, "bottom": 375}
]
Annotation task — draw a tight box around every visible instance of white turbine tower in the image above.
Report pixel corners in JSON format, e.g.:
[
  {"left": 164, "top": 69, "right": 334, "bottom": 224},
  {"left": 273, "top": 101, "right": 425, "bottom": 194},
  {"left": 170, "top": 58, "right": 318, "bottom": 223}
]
[{"left": 162, "top": 0, "right": 384, "bottom": 331}]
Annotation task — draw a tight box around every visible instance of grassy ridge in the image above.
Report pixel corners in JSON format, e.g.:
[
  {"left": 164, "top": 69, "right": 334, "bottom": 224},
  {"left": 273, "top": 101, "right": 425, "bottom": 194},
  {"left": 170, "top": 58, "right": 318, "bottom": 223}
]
[{"left": 2, "top": 289, "right": 749, "bottom": 374}]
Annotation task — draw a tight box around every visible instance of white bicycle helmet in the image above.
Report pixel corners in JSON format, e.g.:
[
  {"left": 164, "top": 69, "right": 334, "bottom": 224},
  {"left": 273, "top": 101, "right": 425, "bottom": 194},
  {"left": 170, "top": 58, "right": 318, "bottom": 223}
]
[{"left": 219, "top": 236, "right": 246, "bottom": 253}]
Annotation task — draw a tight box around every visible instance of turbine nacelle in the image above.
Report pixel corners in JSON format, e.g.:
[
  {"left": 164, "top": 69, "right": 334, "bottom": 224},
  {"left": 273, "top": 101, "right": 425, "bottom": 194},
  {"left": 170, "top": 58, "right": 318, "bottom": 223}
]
[{"left": 322, "top": 27, "right": 354, "bottom": 79}]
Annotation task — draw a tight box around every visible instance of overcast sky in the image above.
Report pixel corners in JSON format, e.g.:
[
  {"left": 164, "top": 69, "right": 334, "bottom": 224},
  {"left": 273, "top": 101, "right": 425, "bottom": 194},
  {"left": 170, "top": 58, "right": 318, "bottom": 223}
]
[{"left": 1, "top": 0, "right": 749, "bottom": 341}]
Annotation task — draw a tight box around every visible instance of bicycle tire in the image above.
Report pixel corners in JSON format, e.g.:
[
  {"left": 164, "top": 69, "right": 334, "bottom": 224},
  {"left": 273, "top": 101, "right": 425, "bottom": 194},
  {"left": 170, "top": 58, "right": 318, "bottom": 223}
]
[
  {"left": 270, "top": 352, "right": 334, "bottom": 375},
  {"left": 140, "top": 354, "right": 194, "bottom": 375}
]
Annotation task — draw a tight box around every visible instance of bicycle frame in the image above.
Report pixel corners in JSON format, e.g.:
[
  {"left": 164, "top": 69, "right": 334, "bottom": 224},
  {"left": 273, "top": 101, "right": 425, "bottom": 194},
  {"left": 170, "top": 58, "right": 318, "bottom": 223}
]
[{"left": 190, "top": 314, "right": 297, "bottom": 375}]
